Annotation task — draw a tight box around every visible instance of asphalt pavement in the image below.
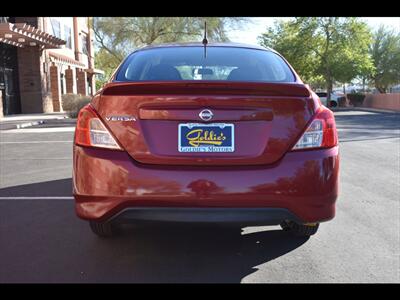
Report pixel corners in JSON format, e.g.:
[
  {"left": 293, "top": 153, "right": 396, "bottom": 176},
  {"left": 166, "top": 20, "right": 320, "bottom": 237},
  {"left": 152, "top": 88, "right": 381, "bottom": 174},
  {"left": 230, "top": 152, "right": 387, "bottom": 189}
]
[{"left": 0, "top": 109, "right": 399, "bottom": 283}]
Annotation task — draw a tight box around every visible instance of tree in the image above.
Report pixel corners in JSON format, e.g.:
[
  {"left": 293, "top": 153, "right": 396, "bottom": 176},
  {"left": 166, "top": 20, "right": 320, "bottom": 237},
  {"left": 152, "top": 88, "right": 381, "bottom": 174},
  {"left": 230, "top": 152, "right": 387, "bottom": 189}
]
[
  {"left": 258, "top": 17, "right": 374, "bottom": 101},
  {"left": 368, "top": 26, "right": 400, "bottom": 93},
  {"left": 93, "top": 17, "right": 247, "bottom": 86}
]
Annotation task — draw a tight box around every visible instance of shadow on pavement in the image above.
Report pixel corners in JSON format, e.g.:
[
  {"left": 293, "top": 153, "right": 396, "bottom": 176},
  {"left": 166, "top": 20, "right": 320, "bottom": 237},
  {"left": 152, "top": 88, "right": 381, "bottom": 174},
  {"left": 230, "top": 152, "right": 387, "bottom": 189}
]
[
  {"left": 0, "top": 178, "right": 73, "bottom": 197},
  {"left": 0, "top": 178, "right": 309, "bottom": 283}
]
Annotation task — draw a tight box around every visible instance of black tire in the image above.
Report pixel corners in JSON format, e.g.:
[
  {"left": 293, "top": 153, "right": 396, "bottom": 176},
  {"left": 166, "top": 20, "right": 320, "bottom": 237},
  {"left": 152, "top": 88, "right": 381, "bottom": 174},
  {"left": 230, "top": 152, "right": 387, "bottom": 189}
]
[
  {"left": 89, "top": 221, "right": 117, "bottom": 238},
  {"left": 330, "top": 101, "right": 338, "bottom": 108},
  {"left": 280, "top": 220, "right": 292, "bottom": 231},
  {"left": 280, "top": 221, "right": 319, "bottom": 237}
]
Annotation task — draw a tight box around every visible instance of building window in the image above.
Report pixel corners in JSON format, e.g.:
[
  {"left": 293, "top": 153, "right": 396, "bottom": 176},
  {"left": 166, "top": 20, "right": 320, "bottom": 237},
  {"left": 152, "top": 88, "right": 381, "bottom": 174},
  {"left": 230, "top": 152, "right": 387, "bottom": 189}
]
[
  {"left": 50, "top": 18, "right": 61, "bottom": 39},
  {"left": 86, "top": 76, "right": 92, "bottom": 96},
  {"left": 81, "top": 33, "right": 89, "bottom": 55},
  {"left": 60, "top": 72, "right": 64, "bottom": 95},
  {"left": 0, "top": 17, "right": 10, "bottom": 23},
  {"left": 64, "top": 25, "right": 72, "bottom": 49}
]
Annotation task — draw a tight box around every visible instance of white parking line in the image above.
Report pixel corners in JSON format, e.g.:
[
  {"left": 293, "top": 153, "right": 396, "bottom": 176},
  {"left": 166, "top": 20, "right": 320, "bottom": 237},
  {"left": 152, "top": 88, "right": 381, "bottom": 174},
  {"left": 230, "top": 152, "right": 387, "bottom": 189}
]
[
  {"left": 0, "top": 196, "right": 73, "bottom": 200},
  {"left": 1, "top": 127, "right": 75, "bottom": 133},
  {"left": 0, "top": 141, "right": 72, "bottom": 144}
]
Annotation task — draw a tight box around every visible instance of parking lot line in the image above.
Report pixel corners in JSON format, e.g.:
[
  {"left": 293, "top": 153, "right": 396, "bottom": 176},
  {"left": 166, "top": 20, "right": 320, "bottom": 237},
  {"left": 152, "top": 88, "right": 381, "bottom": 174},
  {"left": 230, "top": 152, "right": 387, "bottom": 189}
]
[
  {"left": 0, "top": 127, "right": 75, "bottom": 133},
  {"left": 0, "top": 196, "right": 73, "bottom": 200},
  {"left": 0, "top": 141, "right": 72, "bottom": 144}
]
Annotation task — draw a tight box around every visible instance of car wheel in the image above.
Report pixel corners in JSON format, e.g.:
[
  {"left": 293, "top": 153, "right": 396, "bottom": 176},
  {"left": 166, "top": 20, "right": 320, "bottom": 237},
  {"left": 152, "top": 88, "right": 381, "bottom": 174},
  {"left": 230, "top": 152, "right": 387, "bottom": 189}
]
[
  {"left": 330, "top": 101, "right": 338, "bottom": 108},
  {"left": 280, "top": 220, "right": 319, "bottom": 237},
  {"left": 89, "top": 221, "right": 118, "bottom": 237}
]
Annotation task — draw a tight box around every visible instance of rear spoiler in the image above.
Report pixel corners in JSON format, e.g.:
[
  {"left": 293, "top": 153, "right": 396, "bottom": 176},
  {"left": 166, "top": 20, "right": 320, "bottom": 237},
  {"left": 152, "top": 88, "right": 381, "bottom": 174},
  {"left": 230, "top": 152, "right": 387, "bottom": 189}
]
[{"left": 101, "top": 81, "right": 311, "bottom": 97}]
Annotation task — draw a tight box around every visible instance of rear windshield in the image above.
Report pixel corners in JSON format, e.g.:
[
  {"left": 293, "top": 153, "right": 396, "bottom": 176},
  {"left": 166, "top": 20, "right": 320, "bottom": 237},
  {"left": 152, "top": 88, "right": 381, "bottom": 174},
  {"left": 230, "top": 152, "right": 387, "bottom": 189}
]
[{"left": 115, "top": 46, "right": 295, "bottom": 83}]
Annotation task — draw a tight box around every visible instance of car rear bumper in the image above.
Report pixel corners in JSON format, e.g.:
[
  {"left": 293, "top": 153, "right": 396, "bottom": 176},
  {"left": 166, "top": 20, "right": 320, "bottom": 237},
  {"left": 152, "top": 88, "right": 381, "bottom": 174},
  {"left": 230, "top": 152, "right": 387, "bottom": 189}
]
[
  {"left": 109, "top": 207, "right": 303, "bottom": 225},
  {"left": 73, "top": 145, "right": 339, "bottom": 224}
]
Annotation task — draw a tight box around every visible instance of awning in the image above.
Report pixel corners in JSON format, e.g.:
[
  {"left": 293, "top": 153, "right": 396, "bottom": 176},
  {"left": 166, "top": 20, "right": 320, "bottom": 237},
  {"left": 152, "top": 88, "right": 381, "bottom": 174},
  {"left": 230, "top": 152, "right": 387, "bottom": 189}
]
[
  {"left": 48, "top": 51, "right": 86, "bottom": 68},
  {"left": 85, "top": 68, "right": 105, "bottom": 75},
  {"left": 0, "top": 22, "right": 65, "bottom": 49}
]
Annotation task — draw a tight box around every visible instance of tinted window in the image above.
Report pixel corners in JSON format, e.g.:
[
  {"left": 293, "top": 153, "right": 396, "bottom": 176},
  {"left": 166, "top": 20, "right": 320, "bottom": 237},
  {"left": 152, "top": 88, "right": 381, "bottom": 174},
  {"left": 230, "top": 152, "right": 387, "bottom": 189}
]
[
  {"left": 64, "top": 25, "right": 72, "bottom": 49},
  {"left": 82, "top": 33, "right": 89, "bottom": 55},
  {"left": 50, "top": 18, "right": 61, "bottom": 39},
  {"left": 115, "top": 46, "right": 295, "bottom": 83}
]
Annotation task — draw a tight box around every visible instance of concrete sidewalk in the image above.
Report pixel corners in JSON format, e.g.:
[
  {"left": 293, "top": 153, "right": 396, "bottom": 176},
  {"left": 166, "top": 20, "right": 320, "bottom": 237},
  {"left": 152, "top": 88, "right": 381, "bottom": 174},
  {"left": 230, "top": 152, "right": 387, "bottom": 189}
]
[
  {"left": 0, "top": 113, "right": 71, "bottom": 130},
  {"left": 331, "top": 107, "right": 400, "bottom": 114}
]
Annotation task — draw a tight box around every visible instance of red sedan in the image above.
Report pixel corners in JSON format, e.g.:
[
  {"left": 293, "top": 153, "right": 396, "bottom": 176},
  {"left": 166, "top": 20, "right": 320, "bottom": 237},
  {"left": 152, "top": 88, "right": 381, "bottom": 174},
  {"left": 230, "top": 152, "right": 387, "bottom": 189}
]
[{"left": 73, "top": 43, "right": 339, "bottom": 237}]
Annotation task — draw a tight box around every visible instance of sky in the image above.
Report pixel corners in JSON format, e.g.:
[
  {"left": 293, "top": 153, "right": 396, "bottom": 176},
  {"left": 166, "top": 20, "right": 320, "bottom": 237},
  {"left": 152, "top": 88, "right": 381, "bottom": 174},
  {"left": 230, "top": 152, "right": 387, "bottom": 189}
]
[{"left": 228, "top": 17, "right": 400, "bottom": 45}]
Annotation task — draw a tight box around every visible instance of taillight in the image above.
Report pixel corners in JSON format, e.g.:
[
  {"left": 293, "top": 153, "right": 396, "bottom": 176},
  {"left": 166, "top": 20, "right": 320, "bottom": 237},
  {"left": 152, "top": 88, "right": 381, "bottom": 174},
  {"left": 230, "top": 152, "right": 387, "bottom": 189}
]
[
  {"left": 292, "top": 106, "right": 338, "bottom": 150},
  {"left": 75, "top": 104, "right": 122, "bottom": 150}
]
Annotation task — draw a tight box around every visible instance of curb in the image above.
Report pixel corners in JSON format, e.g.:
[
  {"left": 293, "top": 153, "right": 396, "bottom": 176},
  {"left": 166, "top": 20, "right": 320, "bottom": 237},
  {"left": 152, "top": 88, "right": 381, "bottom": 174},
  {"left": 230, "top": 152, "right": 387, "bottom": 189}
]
[
  {"left": 354, "top": 107, "right": 400, "bottom": 114},
  {"left": 17, "top": 120, "right": 45, "bottom": 129},
  {"left": 331, "top": 107, "right": 400, "bottom": 114},
  {"left": 0, "top": 120, "right": 45, "bottom": 131},
  {"left": 0, "top": 117, "right": 75, "bottom": 131}
]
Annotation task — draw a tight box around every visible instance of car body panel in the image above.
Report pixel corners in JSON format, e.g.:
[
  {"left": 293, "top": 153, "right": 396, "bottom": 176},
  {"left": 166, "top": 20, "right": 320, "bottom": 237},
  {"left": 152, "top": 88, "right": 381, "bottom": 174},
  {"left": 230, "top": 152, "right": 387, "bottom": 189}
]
[
  {"left": 73, "top": 144, "right": 339, "bottom": 223},
  {"left": 92, "top": 81, "right": 316, "bottom": 166}
]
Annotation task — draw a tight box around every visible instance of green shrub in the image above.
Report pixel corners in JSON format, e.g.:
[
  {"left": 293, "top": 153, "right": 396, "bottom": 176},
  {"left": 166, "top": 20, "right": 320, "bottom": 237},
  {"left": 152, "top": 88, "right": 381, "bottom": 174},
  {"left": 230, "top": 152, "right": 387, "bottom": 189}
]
[
  {"left": 338, "top": 96, "right": 347, "bottom": 107},
  {"left": 347, "top": 93, "right": 366, "bottom": 107},
  {"left": 61, "top": 93, "right": 78, "bottom": 111},
  {"left": 61, "top": 93, "right": 91, "bottom": 118}
]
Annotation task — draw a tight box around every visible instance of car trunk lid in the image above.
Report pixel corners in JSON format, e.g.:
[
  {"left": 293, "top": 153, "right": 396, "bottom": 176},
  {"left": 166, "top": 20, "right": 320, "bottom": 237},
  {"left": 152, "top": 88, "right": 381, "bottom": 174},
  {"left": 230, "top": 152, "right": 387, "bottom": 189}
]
[{"left": 92, "top": 81, "right": 316, "bottom": 166}]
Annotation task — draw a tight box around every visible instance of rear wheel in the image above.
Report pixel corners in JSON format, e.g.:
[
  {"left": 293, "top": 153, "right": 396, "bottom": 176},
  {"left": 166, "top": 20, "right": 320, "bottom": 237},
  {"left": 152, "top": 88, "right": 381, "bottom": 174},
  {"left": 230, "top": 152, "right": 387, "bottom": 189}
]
[
  {"left": 329, "top": 100, "right": 338, "bottom": 108},
  {"left": 280, "top": 220, "right": 319, "bottom": 237},
  {"left": 89, "top": 221, "right": 117, "bottom": 238}
]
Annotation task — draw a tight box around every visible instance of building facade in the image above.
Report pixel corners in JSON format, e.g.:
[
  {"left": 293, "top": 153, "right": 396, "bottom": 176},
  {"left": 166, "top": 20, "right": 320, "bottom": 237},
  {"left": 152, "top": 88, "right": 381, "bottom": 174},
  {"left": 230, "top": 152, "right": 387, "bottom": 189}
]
[{"left": 0, "top": 17, "right": 102, "bottom": 117}]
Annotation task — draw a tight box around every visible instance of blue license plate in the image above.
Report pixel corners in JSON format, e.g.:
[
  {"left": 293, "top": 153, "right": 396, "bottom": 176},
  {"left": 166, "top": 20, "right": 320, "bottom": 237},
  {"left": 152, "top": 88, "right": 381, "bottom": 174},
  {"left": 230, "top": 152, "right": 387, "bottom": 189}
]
[{"left": 178, "top": 123, "right": 235, "bottom": 153}]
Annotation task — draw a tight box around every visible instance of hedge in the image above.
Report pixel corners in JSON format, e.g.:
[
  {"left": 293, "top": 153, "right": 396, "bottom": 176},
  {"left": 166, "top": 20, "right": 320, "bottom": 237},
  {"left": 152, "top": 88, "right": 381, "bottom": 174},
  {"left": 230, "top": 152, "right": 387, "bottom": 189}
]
[{"left": 347, "top": 93, "right": 366, "bottom": 107}]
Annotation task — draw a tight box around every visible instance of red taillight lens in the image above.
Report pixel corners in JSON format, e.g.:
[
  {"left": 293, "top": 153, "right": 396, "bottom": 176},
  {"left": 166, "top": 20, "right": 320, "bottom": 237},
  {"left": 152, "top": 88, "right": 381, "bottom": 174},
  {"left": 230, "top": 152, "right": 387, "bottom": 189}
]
[
  {"left": 292, "top": 106, "right": 338, "bottom": 150},
  {"left": 75, "top": 104, "right": 122, "bottom": 150}
]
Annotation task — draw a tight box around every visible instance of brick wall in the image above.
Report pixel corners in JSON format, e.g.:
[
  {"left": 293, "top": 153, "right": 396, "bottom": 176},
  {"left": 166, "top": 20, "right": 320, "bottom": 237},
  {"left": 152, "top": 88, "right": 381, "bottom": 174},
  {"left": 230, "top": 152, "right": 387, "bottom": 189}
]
[
  {"left": 49, "top": 64, "right": 61, "bottom": 112},
  {"left": 65, "top": 67, "right": 74, "bottom": 94},
  {"left": 363, "top": 93, "right": 400, "bottom": 111},
  {"left": 76, "top": 69, "right": 87, "bottom": 95},
  {"left": 17, "top": 46, "right": 44, "bottom": 113}
]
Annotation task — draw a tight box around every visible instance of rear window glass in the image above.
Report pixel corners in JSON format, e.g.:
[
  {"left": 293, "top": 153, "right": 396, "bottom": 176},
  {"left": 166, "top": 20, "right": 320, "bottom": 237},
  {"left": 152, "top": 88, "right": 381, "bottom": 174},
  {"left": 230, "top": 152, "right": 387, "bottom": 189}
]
[{"left": 115, "top": 46, "right": 295, "bottom": 83}]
